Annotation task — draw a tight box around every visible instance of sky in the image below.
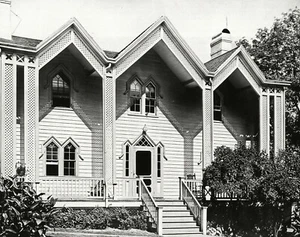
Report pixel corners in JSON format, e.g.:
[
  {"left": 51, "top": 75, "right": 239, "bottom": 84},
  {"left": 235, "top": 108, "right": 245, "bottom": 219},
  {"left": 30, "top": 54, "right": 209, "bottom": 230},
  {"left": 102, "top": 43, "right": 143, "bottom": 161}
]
[{"left": 10, "top": 0, "right": 300, "bottom": 62}]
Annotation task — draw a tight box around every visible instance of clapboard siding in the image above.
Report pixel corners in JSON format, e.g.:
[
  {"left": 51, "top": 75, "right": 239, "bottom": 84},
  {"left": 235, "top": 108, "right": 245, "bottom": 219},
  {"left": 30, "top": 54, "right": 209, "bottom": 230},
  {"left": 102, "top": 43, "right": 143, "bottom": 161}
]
[
  {"left": 39, "top": 48, "right": 103, "bottom": 177},
  {"left": 213, "top": 121, "right": 237, "bottom": 151},
  {"left": 39, "top": 108, "right": 93, "bottom": 177},
  {"left": 115, "top": 49, "right": 203, "bottom": 199}
]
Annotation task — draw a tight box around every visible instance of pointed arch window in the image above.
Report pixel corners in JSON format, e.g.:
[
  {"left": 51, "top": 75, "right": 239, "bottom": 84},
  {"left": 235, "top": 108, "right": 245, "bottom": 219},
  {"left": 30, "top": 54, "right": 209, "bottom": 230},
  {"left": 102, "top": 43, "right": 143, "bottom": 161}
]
[
  {"left": 130, "top": 80, "right": 142, "bottom": 112},
  {"left": 52, "top": 73, "right": 70, "bottom": 107},
  {"left": 127, "top": 76, "right": 158, "bottom": 115},
  {"left": 46, "top": 142, "right": 59, "bottom": 176},
  {"left": 145, "top": 83, "right": 156, "bottom": 114},
  {"left": 64, "top": 143, "right": 76, "bottom": 176}
]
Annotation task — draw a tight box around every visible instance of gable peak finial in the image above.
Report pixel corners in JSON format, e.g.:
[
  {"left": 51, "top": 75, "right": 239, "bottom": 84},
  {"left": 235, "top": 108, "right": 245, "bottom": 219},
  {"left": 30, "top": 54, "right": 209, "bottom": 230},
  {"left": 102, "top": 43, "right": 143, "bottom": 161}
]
[{"left": 142, "top": 124, "right": 148, "bottom": 134}]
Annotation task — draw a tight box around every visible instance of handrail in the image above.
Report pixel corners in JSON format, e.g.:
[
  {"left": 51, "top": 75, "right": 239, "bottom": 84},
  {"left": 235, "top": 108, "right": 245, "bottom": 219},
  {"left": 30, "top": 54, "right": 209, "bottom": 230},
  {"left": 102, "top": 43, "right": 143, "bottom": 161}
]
[
  {"left": 180, "top": 178, "right": 207, "bottom": 234},
  {"left": 139, "top": 178, "right": 162, "bottom": 235}
]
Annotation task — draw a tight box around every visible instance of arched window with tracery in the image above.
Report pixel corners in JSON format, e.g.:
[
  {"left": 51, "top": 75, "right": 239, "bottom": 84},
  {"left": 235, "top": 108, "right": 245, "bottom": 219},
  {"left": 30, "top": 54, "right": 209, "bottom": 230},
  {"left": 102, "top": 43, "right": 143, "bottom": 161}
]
[
  {"left": 64, "top": 143, "right": 76, "bottom": 176},
  {"left": 46, "top": 142, "right": 59, "bottom": 176},
  {"left": 52, "top": 73, "right": 70, "bottom": 107}
]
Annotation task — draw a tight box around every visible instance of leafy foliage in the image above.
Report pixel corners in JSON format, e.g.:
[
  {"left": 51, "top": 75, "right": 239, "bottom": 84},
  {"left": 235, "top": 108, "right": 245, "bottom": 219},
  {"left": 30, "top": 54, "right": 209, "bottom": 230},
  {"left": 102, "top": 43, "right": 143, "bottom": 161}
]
[
  {"left": 203, "top": 146, "right": 300, "bottom": 237},
  {"left": 0, "top": 176, "right": 57, "bottom": 237},
  {"left": 237, "top": 7, "right": 300, "bottom": 146},
  {"left": 49, "top": 207, "right": 148, "bottom": 231}
]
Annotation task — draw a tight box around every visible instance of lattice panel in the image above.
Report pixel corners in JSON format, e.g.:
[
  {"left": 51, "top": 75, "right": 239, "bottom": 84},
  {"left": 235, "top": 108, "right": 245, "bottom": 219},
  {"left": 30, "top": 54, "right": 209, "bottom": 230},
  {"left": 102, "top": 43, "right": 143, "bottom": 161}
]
[
  {"left": 104, "top": 75, "right": 114, "bottom": 196},
  {"left": 135, "top": 136, "right": 153, "bottom": 147},
  {"left": 26, "top": 67, "right": 37, "bottom": 182},
  {"left": 162, "top": 28, "right": 203, "bottom": 85},
  {"left": 73, "top": 31, "right": 104, "bottom": 78},
  {"left": 203, "top": 89, "right": 212, "bottom": 167},
  {"left": 115, "top": 27, "right": 160, "bottom": 77},
  {"left": 3, "top": 64, "right": 15, "bottom": 177},
  {"left": 275, "top": 96, "right": 284, "bottom": 150},
  {"left": 260, "top": 95, "right": 269, "bottom": 152},
  {"left": 39, "top": 30, "right": 72, "bottom": 68}
]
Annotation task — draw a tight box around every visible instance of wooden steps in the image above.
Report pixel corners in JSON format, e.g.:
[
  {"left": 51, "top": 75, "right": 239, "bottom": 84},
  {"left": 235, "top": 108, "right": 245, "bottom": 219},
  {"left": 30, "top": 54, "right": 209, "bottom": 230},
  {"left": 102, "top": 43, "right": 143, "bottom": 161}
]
[{"left": 154, "top": 199, "right": 205, "bottom": 237}]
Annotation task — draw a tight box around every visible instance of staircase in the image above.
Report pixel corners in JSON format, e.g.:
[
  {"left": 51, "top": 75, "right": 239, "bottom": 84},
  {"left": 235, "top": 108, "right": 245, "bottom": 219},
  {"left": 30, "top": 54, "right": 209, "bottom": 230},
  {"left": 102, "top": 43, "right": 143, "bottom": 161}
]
[{"left": 155, "top": 199, "right": 206, "bottom": 237}]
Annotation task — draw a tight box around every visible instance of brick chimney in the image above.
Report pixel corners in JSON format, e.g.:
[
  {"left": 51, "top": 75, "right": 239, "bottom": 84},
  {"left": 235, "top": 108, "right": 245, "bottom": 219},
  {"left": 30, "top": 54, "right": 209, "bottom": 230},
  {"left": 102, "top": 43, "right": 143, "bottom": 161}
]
[
  {"left": 210, "top": 28, "right": 233, "bottom": 59},
  {"left": 0, "top": 0, "right": 12, "bottom": 40}
]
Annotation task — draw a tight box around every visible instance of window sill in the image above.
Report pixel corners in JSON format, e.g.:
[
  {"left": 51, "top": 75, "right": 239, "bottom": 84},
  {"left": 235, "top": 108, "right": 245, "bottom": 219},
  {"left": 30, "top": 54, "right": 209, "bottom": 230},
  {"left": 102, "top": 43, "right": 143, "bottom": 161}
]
[{"left": 127, "top": 112, "right": 158, "bottom": 119}]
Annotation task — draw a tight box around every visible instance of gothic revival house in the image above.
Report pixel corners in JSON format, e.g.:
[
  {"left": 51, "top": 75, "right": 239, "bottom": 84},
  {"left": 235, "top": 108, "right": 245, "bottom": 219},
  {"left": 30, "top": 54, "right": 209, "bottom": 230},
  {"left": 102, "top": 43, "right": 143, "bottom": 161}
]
[{"left": 0, "top": 1, "right": 288, "bottom": 235}]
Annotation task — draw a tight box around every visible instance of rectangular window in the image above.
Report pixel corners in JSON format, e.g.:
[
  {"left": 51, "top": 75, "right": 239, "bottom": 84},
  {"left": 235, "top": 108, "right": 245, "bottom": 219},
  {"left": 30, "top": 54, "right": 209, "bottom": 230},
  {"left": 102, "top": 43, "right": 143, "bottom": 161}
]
[{"left": 214, "top": 93, "right": 222, "bottom": 121}]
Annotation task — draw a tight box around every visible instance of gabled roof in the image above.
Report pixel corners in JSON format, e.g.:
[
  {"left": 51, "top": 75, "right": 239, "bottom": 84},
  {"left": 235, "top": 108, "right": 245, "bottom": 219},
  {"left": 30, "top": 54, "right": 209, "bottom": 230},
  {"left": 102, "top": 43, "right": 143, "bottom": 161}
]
[
  {"left": 205, "top": 47, "right": 237, "bottom": 72},
  {"left": 0, "top": 35, "right": 41, "bottom": 51},
  {"left": 210, "top": 45, "right": 290, "bottom": 88}
]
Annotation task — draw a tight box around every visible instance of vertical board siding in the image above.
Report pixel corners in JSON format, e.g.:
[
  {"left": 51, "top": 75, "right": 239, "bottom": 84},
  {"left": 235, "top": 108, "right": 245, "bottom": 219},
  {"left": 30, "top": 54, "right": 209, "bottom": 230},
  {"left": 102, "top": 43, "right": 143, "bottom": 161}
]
[
  {"left": 39, "top": 48, "right": 103, "bottom": 177},
  {"left": 39, "top": 108, "right": 92, "bottom": 177}
]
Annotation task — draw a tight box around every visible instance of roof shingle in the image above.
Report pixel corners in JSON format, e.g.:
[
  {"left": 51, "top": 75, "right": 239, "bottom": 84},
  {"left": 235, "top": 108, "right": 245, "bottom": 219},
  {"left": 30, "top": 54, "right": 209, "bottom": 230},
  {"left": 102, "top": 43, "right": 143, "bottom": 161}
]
[{"left": 204, "top": 47, "right": 237, "bottom": 72}]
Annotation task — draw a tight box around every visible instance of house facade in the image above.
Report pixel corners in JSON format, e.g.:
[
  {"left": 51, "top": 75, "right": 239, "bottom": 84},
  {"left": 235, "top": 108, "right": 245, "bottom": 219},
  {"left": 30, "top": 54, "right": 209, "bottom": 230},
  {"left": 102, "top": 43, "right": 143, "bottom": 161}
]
[{"left": 0, "top": 0, "right": 288, "bottom": 202}]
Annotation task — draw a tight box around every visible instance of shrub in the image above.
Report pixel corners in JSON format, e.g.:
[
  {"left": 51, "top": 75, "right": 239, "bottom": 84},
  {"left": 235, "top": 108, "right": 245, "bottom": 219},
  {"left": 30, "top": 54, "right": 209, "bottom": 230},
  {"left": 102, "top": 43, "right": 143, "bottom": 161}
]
[
  {"left": 0, "top": 176, "right": 57, "bottom": 237},
  {"left": 49, "top": 207, "right": 148, "bottom": 231}
]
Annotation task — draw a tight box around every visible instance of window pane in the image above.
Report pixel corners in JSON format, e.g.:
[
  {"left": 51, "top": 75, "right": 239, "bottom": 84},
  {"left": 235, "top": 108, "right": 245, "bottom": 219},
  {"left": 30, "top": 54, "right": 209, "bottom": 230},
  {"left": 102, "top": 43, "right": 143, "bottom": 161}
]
[
  {"left": 46, "top": 164, "right": 58, "bottom": 176},
  {"left": 146, "top": 84, "right": 155, "bottom": 99},
  {"left": 46, "top": 142, "right": 58, "bottom": 162}
]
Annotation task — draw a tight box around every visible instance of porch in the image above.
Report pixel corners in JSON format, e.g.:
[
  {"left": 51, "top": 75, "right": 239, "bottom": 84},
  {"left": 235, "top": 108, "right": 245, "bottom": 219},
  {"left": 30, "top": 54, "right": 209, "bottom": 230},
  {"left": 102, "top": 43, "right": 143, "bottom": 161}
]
[{"left": 34, "top": 176, "right": 208, "bottom": 236}]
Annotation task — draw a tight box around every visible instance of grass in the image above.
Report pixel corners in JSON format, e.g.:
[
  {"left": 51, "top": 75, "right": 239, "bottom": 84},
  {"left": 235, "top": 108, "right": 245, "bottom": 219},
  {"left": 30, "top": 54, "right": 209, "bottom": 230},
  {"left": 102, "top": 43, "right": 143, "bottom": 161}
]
[{"left": 47, "top": 228, "right": 159, "bottom": 237}]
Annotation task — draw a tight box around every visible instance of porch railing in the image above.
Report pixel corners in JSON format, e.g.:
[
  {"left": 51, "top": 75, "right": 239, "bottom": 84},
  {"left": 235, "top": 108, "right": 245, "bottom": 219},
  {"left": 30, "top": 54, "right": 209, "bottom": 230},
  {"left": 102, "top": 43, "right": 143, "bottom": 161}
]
[
  {"left": 139, "top": 178, "right": 163, "bottom": 236},
  {"left": 37, "top": 177, "right": 105, "bottom": 199},
  {"left": 115, "top": 177, "right": 139, "bottom": 199},
  {"left": 180, "top": 178, "right": 207, "bottom": 234}
]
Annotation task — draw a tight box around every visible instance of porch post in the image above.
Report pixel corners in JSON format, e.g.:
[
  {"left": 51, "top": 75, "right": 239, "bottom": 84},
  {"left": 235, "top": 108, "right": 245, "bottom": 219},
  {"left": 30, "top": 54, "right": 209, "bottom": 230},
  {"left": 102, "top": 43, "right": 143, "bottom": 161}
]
[
  {"left": 103, "top": 65, "right": 115, "bottom": 198},
  {"left": 24, "top": 55, "right": 39, "bottom": 182},
  {"left": 202, "top": 79, "right": 213, "bottom": 168},
  {"left": 0, "top": 51, "right": 17, "bottom": 177},
  {"left": 259, "top": 88, "right": 270, "bottom": 155},
  {"left": 273, "top": 88, "right": 285, "bottom": 153}
]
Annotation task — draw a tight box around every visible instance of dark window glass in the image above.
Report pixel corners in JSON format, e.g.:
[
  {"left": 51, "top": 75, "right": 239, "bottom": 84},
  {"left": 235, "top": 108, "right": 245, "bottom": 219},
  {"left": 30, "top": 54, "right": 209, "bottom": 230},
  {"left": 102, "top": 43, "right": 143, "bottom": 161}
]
[
  {"left": 52, "top": 74, "right": 70, "bottom": 107},
  {"left": 214, "top": 93, "right": 222, "bottom": 121},
  {"left": 157, "top": 147, "right": 161, "bottom": 177}
]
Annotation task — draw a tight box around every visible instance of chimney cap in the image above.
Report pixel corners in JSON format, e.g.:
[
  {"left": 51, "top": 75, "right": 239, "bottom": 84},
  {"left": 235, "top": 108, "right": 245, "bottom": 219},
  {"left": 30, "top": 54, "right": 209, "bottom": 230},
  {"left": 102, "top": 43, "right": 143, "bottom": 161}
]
[{"left": 222, "top": 28, "right": 230, "bottom": 34}]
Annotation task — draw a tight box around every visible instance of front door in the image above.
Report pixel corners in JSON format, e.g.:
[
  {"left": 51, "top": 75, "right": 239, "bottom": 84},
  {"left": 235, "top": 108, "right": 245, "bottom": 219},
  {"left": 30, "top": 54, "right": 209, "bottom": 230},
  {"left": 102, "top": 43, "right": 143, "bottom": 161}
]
[{"left": 135, "top": 150, "right": 152, "bottom": 192}]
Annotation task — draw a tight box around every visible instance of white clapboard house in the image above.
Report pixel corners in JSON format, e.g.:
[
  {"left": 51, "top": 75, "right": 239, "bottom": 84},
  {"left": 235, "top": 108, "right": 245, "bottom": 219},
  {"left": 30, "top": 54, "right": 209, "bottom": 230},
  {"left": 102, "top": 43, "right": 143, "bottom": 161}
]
[{"left": 0, "top": 1, "right": 288, "bottom": 236}]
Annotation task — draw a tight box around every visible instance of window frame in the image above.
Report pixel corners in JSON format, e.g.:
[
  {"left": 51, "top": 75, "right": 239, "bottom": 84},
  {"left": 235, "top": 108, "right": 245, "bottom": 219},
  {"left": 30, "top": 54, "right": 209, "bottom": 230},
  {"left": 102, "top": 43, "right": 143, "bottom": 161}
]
[
  {"left": 46, "top": 65, "right": 76, "bottom": 109},
  {"left": 62, "top": 138, "right": 80, "bottom": 177},
  {"left": 43, "top": 137, "right": 80, "bottom": 177},
  {"left": 127, "top": 75, "right": 158, "bottom": 116}
]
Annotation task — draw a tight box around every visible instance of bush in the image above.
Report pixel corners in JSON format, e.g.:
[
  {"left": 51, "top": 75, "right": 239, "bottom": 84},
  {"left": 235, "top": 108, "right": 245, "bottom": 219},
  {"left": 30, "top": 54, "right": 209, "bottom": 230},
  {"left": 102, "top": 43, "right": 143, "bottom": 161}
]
[
  {"left": 0, "top": 176, "right": 57, "bottom": 237},
  {"left": 49, "top": 207, "right": 148, "bottom": 231}
]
